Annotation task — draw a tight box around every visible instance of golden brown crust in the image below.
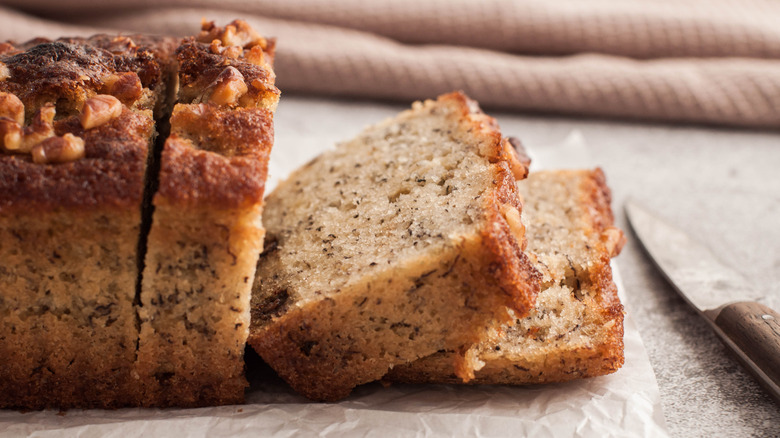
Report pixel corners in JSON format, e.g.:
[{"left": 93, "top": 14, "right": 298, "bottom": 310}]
[
  {"left": 479, "top": 178, "right": 541, "bottom": 318},
  {"left": 0, "top": 42, "right": 115, "bottom": 108},
  {"left": 55, "top": 34, "right": 178, "bottom": 93},
  {"left": 169, "top": 103, "right": 274, "bottom": 159},
  {"left": 0, "top": 108, "right": 153, "bottom": 214},
  {"left": 443, "top": 91, "right": 541, "bottom": 317},
  {"left": 505, "top": 137, "right": 531, "bottom": 180},
  {"left": 1, "top": 35, "right": 177, "bottom": 121},
  {"left": 249, "top": 301, "right": 365, "bottom": 402},
  {"left": 176, "top": 38, "right": 279, "bottom": 108},
  {"left": 479, "top": 211, "right": 541, "bottom": 318},
  {"left": 154, "top": 140, "right": 264, "bottom": 209},
  {"left": 156, "top": 104, "right": 273, "bottom": 209}
]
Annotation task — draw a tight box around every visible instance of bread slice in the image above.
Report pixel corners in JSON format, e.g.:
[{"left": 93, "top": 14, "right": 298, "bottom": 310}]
[
  {"left": 248, "top": 92, "right": 541, "bottom": 401},
  {"left": 0, "top": 36, "right": 174, "bottom": 409},
  {"left": 136, "top": 20, "right": 278, "bottom": 407},
  {"left": 386, "top": 169, "right": 626, "bottom": 384}
]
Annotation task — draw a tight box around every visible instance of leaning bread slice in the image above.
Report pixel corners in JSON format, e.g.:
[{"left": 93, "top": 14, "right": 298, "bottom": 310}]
[
  {"left": 136, "top": 20, "right": 278, "bottom": 407},
  {"left": 386, "top": 169, "right": 626, "bottom": 384},
  {"left": 248, "top": 92, "right": 541, "bottom": 401}
]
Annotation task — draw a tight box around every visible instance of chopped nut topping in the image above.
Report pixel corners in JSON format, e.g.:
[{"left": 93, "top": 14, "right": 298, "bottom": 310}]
[
  {"left": 20, "top": 104, "right": 55, "bottom": 153},
  {"left": 80, "top": 94, "right": 122, "bottom": 130},
  {"left": 0, "top": 43, "right": 15, "bottom": 56},
  {"left": 207, "top": 66, "right": 248, "bottom": 106},
  {"left": 208, "top": 39, "right": 242, "bottom": 59},
  {"left": 246, "top": 46, "right": 266, "bottom": 66},
  {"left": 0, "top": 118, "right": 22, "bottom": 152},
  {"left": 198, "top": 19, "right": 267, "bottom": 49},
  {"left": 0, "top": 92, "right": 24, "bottom": 125},
  {"left": 603, "top": 227, "right": 626, "bottom": 257},
  {"left": 101, "top": 72, "right": 143, "bottom": 104},
  {"left": 223, "top": 46, "right": 242, "bottom": 59},
  {"left": 209, "top": 39, "right": 223, "bottom": 54},
  {"left": 31, "top": 133, "right": 85, "bottom": 164},
  {"left": 251, "top": 78, "right": 269, "bottom": 90},
  {"left": 501, "top": 204, "right": 526, "bottom": 244},
  {"left": 0, "top": 61, "right": 9, "bottom": 81},
  {"left": 104, "top": 36, "right": 138, "bottom": 54}
]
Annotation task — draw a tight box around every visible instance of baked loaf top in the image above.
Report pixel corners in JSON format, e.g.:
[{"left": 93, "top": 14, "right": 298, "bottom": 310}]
[
  {"left": 177, "top": 19, "right": 278, "bottom": 110},
  {"left": 0, "top": 109, "right": 153, "bottom": 213},
  {"left": 0, "top": 34, "right": 176, "bottom": 214},
  {"left": 0, "top": 34, "right": 177, "bottom": 120},
  {"left": 155, "top": 19, "right": 279, "bottom": 210}
]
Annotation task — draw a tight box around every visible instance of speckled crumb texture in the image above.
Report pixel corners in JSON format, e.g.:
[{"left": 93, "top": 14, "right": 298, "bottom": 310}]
[
  {"left": 387, "top": 169, "right": 626, "bottom": 385},
  {"left": 0, "top": 211, "right": 143, "bottom": 409},
  {"left": 248, "top": 92, "right": 541, "bottom": 401},
  {"left": 0, "top": 20, "right": 276, "bottom": 409},
  {"left": 137, "top": 20, "right": 278, "bottom": 408}
]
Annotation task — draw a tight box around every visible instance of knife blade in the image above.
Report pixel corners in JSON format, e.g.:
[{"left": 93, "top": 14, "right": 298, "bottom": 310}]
[{"left": 625, "top": 199, "right": 780, "bottom": 403}]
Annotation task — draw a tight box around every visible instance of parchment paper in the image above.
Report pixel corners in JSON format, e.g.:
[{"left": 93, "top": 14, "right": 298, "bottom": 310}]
[{"left": 0, "top": 101, "right": 669, "bottom": 438}]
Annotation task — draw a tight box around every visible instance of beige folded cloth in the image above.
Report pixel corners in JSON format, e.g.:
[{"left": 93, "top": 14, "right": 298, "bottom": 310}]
[{"left": 1, "top": 0, "right": 779, "bottom": 128}]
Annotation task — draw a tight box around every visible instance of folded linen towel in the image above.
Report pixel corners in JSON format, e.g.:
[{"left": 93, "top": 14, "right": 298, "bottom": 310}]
[{"left": 1, "top": 0, "right": 778, "bottom": 128}]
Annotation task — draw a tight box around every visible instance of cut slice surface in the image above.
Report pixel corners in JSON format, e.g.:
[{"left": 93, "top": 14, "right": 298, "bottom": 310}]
[{"left": 248, "top": 92, "right": 540, "bottom": 401}]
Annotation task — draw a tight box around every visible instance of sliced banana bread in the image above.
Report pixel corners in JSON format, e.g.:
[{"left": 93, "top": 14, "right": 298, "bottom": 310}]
[
  {"left": 0, "top": 35, "right": 174, "bottom": 409},
  {"left": 386, "top": 169, "right": 626, "bottom": 384},
  {"left": 136, "top": 20, "right": 278, "bottom": 407},
  {"left": 248, "top": 92, "right": 541, "bottom": 401}
]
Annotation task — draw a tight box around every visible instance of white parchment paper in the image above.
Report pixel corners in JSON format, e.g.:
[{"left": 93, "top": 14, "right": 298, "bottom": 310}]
[
  {"left": 0, "top": 267, "right": 668, "bottom": 438},
  {"left": 0, "top": 100, "right": 669, "bottom": 437}
]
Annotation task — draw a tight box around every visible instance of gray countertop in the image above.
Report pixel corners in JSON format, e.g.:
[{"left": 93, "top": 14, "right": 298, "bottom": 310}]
[{"left": 275, "top": 95, "right": 780, "bottom": 438}]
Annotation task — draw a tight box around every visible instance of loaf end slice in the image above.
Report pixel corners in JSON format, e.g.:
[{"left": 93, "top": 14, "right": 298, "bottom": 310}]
[
  {"left": 248, "top": 92, "right": 541, "bottom": 401},
  {"left": 387, "top": 169, "right": 626, "bottom": 385},
  {"left": 136, "top": 20, "right": 276, "bottom": 407}
]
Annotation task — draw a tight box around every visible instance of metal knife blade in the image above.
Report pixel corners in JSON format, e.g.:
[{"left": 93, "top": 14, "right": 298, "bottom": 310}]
[
  {"left": 625, "top": 200, "right": 761, "bottom": 311},
  {"left": 625, "top": 199, "right": 780, "bottom": 404}
]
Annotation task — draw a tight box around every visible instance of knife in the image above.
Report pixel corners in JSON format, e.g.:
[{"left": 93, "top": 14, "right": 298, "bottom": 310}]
[{"left": 625, "top": 200, "right": 780, "bottom": 403}]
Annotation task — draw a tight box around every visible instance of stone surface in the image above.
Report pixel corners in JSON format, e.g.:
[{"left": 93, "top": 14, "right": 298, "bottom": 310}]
[{"left": 274, "top": 95, "right": 780, "bottom": 437}]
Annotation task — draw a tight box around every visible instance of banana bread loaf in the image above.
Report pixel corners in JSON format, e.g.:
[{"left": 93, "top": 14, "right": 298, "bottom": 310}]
[{"left": 0, "top": 19, "right": 277, "bottom": 409}]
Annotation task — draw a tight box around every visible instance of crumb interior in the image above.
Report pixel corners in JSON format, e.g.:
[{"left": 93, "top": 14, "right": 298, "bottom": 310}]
[
  {"left": 256, "top": 102, "right": 496, "bottom": 310},
  {"left": 520, "top": 171, "right": 601, "bottom": 289}
]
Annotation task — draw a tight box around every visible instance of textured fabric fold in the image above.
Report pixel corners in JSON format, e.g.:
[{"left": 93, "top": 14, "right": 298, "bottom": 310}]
[{"left": 1, "top": 1, "right": 778, "bottom": 128}]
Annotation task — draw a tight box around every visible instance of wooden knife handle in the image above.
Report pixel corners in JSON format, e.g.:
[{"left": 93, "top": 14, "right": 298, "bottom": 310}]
[{"left": 708, "top": 302, "right": 780, "bottom": 402}]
